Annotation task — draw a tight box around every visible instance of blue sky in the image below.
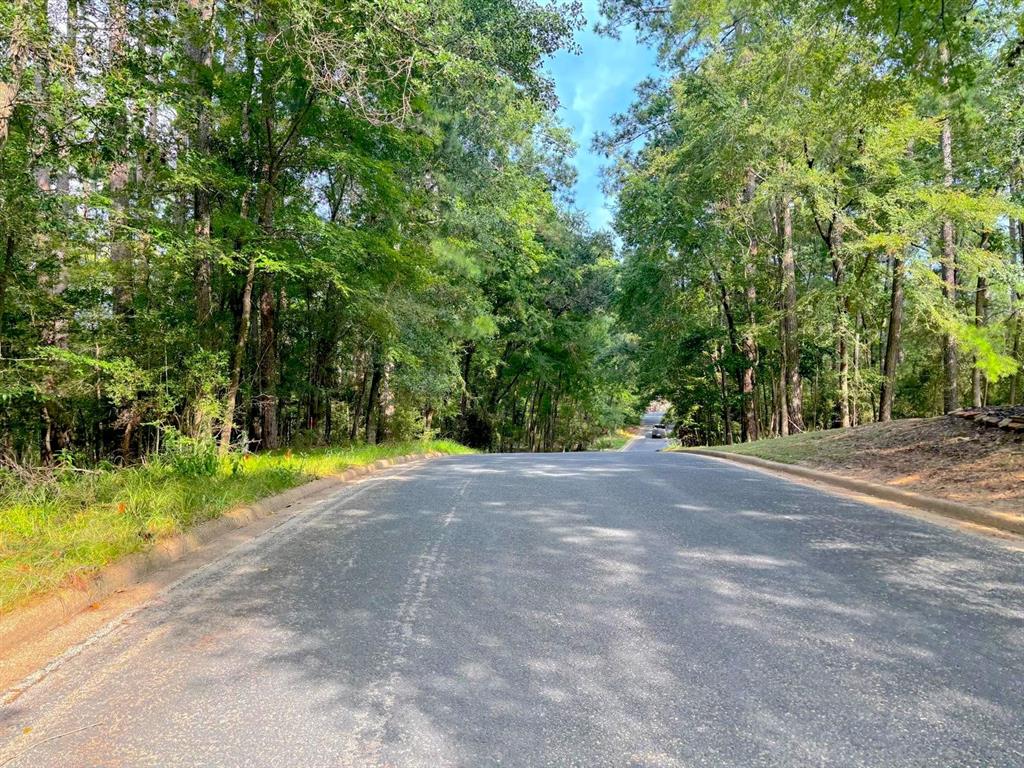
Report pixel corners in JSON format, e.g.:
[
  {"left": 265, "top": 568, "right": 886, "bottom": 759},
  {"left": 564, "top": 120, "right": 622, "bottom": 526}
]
[{"left": 544, "top": 0, "right": 659, "bottom": 233}]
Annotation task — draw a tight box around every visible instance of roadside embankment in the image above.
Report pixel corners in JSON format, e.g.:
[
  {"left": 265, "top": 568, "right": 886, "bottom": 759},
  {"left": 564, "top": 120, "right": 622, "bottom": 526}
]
[
  {"left": 591, "top": 428, "right": 639, "bottom": 451},
  {"left": 0, "top": 441, "right": 470, "bottom": 616},
  {"left": 678, "top": 417, "right": 1023, "bottom": 534}
]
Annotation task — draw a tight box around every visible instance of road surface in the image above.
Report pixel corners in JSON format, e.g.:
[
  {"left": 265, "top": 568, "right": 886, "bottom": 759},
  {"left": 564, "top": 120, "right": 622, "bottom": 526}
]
[
  {"left": 2, "top": 451, "right": 1023, "bottom": 766},
  {"left": 624, "top": 410, "right": 668, "bottom": 452}
]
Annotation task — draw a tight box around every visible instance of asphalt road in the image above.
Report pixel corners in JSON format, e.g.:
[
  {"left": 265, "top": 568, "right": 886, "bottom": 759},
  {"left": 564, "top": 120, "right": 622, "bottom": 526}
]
[
  {"left": 625, "top": 411, "right": 670, "bottom": 452},
  {"left": 2, "top": 451, "right": 1024, "bottom": 767}
]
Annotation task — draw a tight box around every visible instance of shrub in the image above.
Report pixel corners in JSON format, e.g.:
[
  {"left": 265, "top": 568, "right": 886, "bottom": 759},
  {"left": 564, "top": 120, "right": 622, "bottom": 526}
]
[{"left": 160, "top": 428, "right": 219, "bottom": 478}]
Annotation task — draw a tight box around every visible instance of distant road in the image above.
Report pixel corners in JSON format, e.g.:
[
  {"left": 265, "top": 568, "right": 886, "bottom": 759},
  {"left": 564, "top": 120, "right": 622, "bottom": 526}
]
[
  {"left": 623, "top": 410, "right": 668, "bottom": 452},
  {"left": 3, "top": 451, "right": 1023, "bottom": 766}
]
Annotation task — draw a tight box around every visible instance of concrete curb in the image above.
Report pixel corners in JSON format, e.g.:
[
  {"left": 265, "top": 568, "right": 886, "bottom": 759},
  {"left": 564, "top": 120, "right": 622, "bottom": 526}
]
[
  {"left": 0, "top": 451, "right": 444, "bottom": 653},
  {"left": 683, "top": 448, "right": 1024, "bottom": 536}
]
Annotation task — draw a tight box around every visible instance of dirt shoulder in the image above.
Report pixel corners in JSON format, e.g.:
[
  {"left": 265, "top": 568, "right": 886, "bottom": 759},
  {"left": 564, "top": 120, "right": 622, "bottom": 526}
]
[
  {"left": 0, "top": 454, "right": 446, "bottom": 695},
  {"left": 707, "top": 417, "right": 1023, "bottom": 516}
]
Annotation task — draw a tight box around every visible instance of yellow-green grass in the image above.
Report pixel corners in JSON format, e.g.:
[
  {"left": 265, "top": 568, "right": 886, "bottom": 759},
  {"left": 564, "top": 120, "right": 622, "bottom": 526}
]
[
  {"left": 688, "top": 430, "right": 842, "bottom": 464},
  {"left": 590, "top": 429, "right": 635, "bottom": 451},
  {"left": 0, "top": 440, "right": 471, "bottom": 613}
]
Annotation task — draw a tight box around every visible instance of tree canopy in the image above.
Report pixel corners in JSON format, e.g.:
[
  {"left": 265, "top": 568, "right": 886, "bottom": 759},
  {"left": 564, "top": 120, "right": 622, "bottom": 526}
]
[
  {"left": 4, "top": 0, "right": 1024, "bottom": 464},
  {"left": 601, "top": 0, "right": 1024, "bottom": 444},
  {"left": 0, "top": 0, "right": 638, "bottom": 464}
]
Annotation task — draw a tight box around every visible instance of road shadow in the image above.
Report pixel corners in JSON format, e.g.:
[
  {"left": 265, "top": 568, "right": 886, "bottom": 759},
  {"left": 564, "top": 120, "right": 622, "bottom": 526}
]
[{"left": 5, "top": 452, "right": 1023, "bottom": 766}]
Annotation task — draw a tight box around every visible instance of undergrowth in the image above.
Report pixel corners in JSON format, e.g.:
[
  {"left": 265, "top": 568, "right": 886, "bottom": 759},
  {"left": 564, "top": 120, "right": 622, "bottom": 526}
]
[
  {"left": 589, "top": 430, "right": 635, "bottom": 451},
  {"left": 0, "top": 440, "right": 471, "bottom": 612}
]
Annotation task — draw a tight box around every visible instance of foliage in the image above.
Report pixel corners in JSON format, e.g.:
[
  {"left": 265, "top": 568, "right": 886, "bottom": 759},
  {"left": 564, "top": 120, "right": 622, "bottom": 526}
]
[
  {"left": 0, "top": 0, "right": 638, "bottom": 465},
  {"left": 589, "top": 429, "right": 634, "bottom": 451},
  {"left": 601, "top": 0, "right": 1024, "bottom": 444},
  {"left": 158, "top": 428, "right": 218, "bottom": 479}
]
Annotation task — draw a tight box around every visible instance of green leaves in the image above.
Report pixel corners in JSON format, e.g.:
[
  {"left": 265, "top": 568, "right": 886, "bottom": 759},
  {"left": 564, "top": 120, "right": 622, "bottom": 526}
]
[
  {"left": 0, "top": 0, "right": 629, "bottom": 462},
  {"left": 604, "top": 0, "right": 1024, "bottom": 438}
]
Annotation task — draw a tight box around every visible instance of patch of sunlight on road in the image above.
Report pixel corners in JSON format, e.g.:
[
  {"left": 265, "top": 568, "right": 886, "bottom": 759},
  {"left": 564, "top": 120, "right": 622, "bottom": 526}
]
[
  {"left": 674, "top": 549, "right": 798, "bottom": 569},
  {"left": 674, "top": 503, "right": 713, "bottom": 512}
]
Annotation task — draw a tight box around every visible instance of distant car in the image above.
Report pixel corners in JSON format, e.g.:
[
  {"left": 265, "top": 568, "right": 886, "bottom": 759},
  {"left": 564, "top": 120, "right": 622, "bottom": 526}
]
[{"left": 651, "top": 425, "right": 667, "bottom": 439}]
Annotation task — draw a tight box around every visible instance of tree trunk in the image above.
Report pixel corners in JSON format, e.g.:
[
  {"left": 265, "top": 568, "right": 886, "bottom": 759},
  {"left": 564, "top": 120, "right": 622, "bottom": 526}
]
[
  {"left": 879, "top": 253, "right": 904, "bottom": 421},
  {"left": 972, "top": 273, "right": 988, "bottom": 407},
  {"left": 375, "top": 361, "right": 392, "bottom": 443},
  {"left": 349, "top": 362, "right": 367, "bottom": 441},
  {"left": 778, "top": 346, "right": 788, "bottom": 437},
  {"left": 829, "top": 222, "right": 850, "bottom": 428},
  {"left": 851, "top": 320, "right": 861, "bottom": 426},
  {"left": 547, "top": 383, "right": 560, "bottom": 451},
  {"left": 364, "top": 352, "right": 383, "bottom": 443},
  {"left": 255, "top": 276, "right": 279, "bottom": 449},
  {"left": 459, "top": 341, "right": 475, "bottom": 418},
  {"left": 108, "top": 1, "right": 132, "bottom": 316},
  {"left": 939, "top": 40, "right": 959, "bottom": 413},
  {"left": 711, "top": 266, "right": 746, "bottom": 438},
  {"left": 758, "top": 375, "right": 770, "bottom": 436},
  {"left": 248, "top": 155, "right": 279, "bottom": 445},
  {"left": 741, "top": 168, "right": 759, "bottom": 441},
  {"left": 324, "top": 394, "right": 332, "bottom": 442},
  {"left": 189, "top": 0, "right": 215, "bottom": 332},
  {"left": 108, "top": 181, "right": 133, "bottom": 316},
  {"left": 218, "top": 254, "right": 257, "bottom": 454},
  {"left": 714, "top": 342, "right": 732, "bottom": 444},
  {"left": 423, "top": 405, "right": 434, "bottom": 438},
  {"left": 1012, "top": 322, "right": 1022, "bottom": 406},
  {"left": 527, "top": 383, "right": 541, "bottom": 451},
  {"left": 40, "top": 405, "right": 56, "bottom": 465},
  {"left": 781, "top": 196, "right": 803, "bottom": 431},
  {"left": 1009, "top": 219, "right": 1021, "bottom": 404}
]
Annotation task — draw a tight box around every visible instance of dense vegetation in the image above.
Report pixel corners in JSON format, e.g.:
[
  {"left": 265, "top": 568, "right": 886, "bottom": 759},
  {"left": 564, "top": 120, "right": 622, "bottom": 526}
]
[
  {"left": 6, "top": 0, "right": 1024, "bottom": 465},
  {"left": 0, "top": 0, "right": 639, "bottom": 468},
  {"left": 601, "top": 0, "right": 1024, "bottom": 444}
]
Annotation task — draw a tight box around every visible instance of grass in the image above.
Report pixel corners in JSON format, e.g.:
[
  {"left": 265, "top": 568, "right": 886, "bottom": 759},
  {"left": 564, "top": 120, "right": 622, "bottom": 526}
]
[
  {"left": 694, "top": 430, "right": 843, "bottom": 464},
  {"left": 0, "top": 440, "right": 471, "bottom": 613},
  {"left": 590, "top": 429, "right": 635, "bottom": 451}
]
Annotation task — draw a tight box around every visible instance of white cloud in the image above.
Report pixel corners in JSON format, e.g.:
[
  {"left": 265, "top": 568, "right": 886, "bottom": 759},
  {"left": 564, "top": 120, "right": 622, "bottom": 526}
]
[{"left": 544, "top": 5, "right": 658, "bottom": 232}]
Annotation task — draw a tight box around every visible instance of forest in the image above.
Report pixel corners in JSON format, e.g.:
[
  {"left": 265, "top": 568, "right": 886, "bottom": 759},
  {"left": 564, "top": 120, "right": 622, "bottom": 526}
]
[
  {"left": 0, "top": 0, "right": 639, "bottom": 466},
  {"left": 4, "top": 0, "right": 1024, "bottom": 466},
  {"left": 602, "top": 0, "right": 1024, "bottom": 445}
]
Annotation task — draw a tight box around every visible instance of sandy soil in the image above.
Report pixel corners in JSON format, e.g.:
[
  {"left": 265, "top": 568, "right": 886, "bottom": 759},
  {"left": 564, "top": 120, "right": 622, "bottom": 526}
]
[{"left": 785, "top": 418, "right": 1024, "bottom": 515}]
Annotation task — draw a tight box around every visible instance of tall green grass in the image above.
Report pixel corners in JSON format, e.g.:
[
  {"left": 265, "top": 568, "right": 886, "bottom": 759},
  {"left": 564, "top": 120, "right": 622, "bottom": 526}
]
[
  {"left": 687, "top": 429, "right": 844, "bottom": 464},
  {"left": 589, "top": 429, "right": 634, "bottom": 451},
  {"left": 0, "top": 440, "right": 471, "bottom": 612}
]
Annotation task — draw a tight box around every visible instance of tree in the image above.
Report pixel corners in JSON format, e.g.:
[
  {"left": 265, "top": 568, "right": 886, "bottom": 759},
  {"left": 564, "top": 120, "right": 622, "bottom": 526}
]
[
  {"left": 601, "top": 0, "right": 1023, "bottom": 443},
  {"left": 0, "top": 0, "right": 639, "bottom": 466}
]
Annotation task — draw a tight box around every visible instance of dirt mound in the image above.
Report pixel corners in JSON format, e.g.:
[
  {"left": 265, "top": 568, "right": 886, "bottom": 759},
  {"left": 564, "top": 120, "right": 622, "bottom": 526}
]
[
  {"left": 800, "top": 417, "right": 1023, "bottom": 515},
  {"left": 718, "top": 416, "right": 1023, "bottom": 515}
]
